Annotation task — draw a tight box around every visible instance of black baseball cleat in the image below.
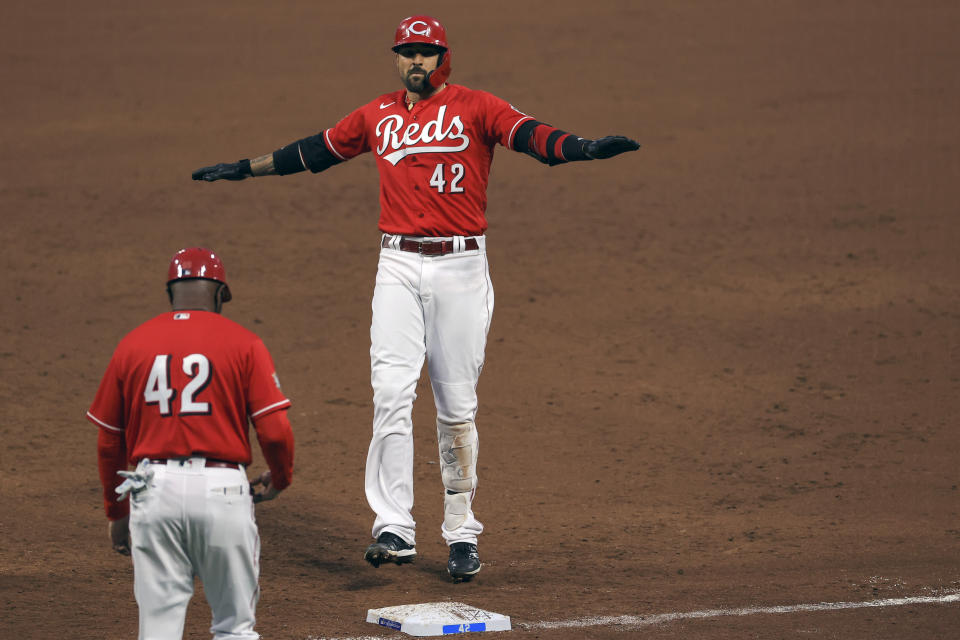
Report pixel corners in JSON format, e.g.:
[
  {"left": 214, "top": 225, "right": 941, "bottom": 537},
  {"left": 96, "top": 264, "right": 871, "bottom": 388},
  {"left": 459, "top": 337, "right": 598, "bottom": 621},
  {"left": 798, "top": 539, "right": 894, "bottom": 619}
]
[
  {"left": 447, "top": 542, "right": 481, "bottom": 582},
  {"left": 364, "top": 532, "right": 416, "bottom": 568}
]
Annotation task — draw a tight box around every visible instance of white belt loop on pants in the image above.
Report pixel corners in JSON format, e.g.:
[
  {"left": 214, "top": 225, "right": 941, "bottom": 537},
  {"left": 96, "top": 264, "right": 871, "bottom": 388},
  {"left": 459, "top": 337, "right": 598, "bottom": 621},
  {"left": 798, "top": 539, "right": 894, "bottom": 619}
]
[{"left": 383, "top": 233, "right": 402, "bottom": 250}]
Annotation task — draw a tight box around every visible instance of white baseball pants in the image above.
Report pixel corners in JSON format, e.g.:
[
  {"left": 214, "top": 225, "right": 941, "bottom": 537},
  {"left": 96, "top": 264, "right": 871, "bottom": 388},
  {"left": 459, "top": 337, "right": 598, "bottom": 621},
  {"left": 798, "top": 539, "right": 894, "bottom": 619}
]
[
  {"left": 128, "top": 458, "right": 260, "bottom": 640},
  {"left": 366, "top": 235, "right": 492, "bottom": 546}
]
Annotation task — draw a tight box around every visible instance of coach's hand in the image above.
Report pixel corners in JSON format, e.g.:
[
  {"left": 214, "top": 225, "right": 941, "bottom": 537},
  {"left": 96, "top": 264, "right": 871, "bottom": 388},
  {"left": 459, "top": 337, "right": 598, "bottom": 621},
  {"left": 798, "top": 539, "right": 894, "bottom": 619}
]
[
  {"left": 109, "top": 515, "right": 131, "bottom": 556},
  {"left": 584, "top": 136, "right": 640, "bottom": 160},
  {"left": 250, "top": 470, "right": 281, "bottom": 504},
  {"left": 192, "top": 159, "right": 253, "bottom": 182}
]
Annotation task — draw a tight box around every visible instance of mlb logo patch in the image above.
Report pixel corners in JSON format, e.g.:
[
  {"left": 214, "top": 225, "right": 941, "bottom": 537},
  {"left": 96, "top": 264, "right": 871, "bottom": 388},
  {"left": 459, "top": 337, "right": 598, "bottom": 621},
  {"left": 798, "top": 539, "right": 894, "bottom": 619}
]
[{"left": 174, "top": 312, "right": 191, "bottom": 320}]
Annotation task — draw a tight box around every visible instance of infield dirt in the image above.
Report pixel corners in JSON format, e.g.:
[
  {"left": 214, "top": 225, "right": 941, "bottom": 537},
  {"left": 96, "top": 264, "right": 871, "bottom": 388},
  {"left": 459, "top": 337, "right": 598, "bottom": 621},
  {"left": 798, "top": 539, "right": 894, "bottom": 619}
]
[{"left": 2, "top": 2, "right": 959, "bottom": 638}]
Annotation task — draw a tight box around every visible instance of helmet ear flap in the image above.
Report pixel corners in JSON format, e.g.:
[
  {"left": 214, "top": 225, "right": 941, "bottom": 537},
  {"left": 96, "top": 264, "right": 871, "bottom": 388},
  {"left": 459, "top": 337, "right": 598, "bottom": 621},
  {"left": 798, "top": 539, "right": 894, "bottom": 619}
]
[{"left": 428, "top": 49, "right": 452, "bottom": 88}]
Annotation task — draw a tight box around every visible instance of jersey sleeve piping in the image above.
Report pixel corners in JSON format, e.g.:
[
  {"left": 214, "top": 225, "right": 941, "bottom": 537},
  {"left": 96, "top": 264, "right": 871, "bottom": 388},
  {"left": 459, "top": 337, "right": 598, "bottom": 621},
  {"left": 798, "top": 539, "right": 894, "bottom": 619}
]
[
  {"left": 250, "top": 398, "right": 292, "bottom": 419},
  {"left": 324, "top": 129, "right": 347, "bottom": 161},
  {"left": 506, "top": 115, "right": 536, "bottom": 150},
  {"left": 87, "top": 411, "right": 123, "bottom": 432}
]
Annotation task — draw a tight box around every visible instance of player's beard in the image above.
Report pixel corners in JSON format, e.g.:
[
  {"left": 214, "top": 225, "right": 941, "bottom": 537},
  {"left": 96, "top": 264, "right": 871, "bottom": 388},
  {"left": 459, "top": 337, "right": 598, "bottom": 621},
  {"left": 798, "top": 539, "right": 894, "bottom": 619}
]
[{"left": 403, "top": 69, "right": 430, "bottom": 94}]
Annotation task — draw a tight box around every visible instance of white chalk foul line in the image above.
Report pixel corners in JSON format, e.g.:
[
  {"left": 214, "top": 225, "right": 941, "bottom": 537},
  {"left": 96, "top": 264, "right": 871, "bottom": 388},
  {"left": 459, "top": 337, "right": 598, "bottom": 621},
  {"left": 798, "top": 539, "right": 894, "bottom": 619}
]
[
  {"left": 522, "top": 591, "right": 960, "bottom": 630},
  {"left": 305, "top": 591, "right": 960, "bottom": 639}
]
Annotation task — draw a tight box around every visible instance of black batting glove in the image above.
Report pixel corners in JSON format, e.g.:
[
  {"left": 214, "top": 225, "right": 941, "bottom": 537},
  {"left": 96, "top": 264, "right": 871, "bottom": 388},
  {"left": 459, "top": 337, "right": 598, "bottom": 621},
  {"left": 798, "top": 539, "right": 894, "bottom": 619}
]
[
  {"left": 584, "top": 136, "right": 641, "bottom": 160},
  {"left": 191, "top": 159, "right": 253, "bottom": 181}
]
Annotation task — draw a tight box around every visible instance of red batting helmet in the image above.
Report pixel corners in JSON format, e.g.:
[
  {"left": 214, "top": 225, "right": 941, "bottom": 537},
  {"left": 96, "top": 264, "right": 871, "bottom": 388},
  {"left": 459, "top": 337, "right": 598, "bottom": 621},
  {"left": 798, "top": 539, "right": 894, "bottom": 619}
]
[
  {"left": 166, "top": 247, "right": 232, "bottom": 302},
  {"left": 392, "top": 15, "right": 452, "bottom": 88}
]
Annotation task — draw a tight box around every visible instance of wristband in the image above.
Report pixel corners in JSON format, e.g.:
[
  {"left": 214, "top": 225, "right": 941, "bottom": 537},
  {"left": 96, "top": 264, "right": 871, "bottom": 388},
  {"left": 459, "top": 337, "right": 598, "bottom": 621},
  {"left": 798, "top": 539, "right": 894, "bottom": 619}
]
[{"left": 562, "top": 136, "right": 592, "bottom": 161}]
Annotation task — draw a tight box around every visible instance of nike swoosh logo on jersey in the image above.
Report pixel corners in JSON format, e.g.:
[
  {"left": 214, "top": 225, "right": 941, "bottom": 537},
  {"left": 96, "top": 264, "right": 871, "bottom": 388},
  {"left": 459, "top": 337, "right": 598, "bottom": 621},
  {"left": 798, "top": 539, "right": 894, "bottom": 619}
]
[{"left": 380, "top": 101, "right": 396, "bottom": 109}]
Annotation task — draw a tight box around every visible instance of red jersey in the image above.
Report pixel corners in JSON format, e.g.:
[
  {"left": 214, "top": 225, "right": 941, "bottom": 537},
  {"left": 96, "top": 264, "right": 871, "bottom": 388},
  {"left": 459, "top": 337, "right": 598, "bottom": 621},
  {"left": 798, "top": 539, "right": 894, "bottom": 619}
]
[
  {"left": 87, "top": 310, "right": 291, "bottom": 465},
  {"left": 323, "top": 84, "right": 534, "bottom": 236}
]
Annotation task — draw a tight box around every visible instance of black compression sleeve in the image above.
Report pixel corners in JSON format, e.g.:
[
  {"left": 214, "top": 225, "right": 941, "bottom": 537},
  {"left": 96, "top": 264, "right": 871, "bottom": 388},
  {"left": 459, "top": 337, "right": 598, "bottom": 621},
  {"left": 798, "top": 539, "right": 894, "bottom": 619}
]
[{"left": 272, "top": 133, "right": 344, "bottom": 175}]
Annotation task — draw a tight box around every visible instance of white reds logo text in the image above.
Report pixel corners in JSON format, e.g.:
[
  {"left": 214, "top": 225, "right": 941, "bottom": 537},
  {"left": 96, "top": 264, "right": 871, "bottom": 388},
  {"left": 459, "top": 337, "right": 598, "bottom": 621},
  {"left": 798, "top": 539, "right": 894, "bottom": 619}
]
[{"left": 376, "top": 105, "right": 470, "bottom": 166}]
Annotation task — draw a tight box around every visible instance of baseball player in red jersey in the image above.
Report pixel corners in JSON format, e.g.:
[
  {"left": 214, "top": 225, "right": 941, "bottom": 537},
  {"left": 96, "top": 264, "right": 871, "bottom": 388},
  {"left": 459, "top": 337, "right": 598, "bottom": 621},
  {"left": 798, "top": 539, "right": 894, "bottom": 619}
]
[
  {"left": 87, "top": 248, "right": 295, "bottom": 639},
  {"left": 192, "top": 15, "right": 638, "bottom": 582}
]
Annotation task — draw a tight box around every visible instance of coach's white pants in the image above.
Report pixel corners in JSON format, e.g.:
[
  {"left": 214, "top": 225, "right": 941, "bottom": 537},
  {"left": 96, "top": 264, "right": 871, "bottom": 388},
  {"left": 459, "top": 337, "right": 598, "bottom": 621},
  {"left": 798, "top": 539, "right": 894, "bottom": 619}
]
[
  {"left": 366, "top": 236, "right": 492, "bottom": 546},
  {"left": 129, "top": 458, "right": 260, "bottom": 640}
]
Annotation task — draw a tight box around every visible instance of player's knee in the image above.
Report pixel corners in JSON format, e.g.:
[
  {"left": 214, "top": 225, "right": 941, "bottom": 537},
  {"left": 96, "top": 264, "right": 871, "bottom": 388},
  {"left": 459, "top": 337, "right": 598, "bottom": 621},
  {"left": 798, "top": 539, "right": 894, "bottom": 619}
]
[
  {"left": 432, "top": 383, "right": 478, "bottom": 425},
  {"left": 372, "top": 368, "right": 420, "bottom": 409},
  {"left": 437, "top": 420, "right": 478, "bottom": 492}
]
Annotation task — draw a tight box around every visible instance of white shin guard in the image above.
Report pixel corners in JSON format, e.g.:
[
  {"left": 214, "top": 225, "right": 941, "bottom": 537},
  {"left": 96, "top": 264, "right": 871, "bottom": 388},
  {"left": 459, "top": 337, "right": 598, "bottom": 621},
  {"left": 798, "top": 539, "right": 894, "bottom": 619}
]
[
  {"left": 444, "top": 490, "right": 471, "bottom": 531},
  {"left": 437, "top": 420, "right": 478, "bottom": 493},
  {"left": 441, "top": 487, "right": 484, "bottom": 544},
  {"left": 437, "top": 420, "right": 484, "bottom": 543}
]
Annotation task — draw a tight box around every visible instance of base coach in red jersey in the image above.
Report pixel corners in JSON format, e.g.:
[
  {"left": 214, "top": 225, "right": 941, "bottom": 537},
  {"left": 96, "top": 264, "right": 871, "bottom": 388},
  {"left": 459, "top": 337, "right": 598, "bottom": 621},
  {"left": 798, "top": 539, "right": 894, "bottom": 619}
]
[
  {"left": 88, "top": 248, "right": 295, "bottom": 639},
  {"left": 192, "top": 15, "right": 638, "bottom": 582}
]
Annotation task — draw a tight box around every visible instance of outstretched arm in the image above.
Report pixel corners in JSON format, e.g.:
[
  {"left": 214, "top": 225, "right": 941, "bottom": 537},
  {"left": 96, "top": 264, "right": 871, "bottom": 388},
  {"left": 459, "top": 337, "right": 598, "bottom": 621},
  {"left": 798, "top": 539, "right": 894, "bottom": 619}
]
[
  {"left": 192, "top": 132, "right": 343, "bottom": 182},
  {"left": 512, "top": 120, "right": 639, "bottom": 166}
]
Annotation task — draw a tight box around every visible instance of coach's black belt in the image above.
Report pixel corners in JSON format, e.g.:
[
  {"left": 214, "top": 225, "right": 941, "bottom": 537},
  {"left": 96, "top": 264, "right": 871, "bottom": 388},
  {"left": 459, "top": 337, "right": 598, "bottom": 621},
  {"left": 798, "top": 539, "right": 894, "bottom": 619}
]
[
  {"left": 146, "top": 458, "right": 241, "bottom": 469},
  {"left": 383, "top": 236, "right": 479, "bottom": 256}
]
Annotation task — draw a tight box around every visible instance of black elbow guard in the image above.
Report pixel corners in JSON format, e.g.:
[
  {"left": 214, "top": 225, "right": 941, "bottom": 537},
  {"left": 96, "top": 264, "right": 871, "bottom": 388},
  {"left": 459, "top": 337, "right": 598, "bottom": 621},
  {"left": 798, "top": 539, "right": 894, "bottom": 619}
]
[
  {"left": 513, "top": 120, "right": 545, "bottom": 163},
  {"left": 273, "top": 142, "right": 306, "bottom": 175},
  {"left": 272, "top": 133, "right": 344, "bottom": 175},
  {"left": 299, "top": 133, "right": 343, "bottom": 173}
]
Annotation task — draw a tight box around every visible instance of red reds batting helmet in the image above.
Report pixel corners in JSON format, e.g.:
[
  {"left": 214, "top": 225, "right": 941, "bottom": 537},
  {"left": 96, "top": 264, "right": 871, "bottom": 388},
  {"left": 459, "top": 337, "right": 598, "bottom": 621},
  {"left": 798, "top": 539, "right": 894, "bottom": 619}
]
[
  {"left": 392, "top": 15, "right": 452, "bottom": 88},
  {"left": 166, "top": 247, "right": 232, "bottom": 302}
]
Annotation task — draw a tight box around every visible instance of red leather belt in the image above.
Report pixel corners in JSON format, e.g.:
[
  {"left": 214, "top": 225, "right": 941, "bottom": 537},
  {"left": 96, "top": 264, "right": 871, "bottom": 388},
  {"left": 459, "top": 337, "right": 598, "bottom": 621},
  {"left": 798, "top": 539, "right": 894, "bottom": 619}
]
[
  {"left": 382, "top": 236, "right": 479, "bottom": 256},
  {"left": 146, "top": 458, "right": 241, "bottom": 469}
]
